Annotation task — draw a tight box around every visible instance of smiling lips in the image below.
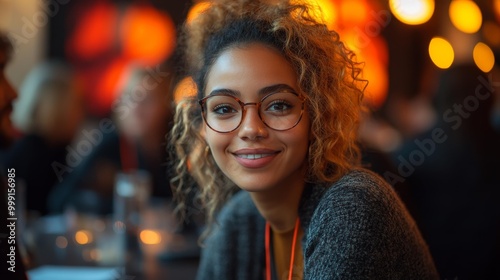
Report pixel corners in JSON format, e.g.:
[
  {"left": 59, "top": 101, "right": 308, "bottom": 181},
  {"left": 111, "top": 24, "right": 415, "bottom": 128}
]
[
  {"left": 233, "top": 149, "right": 280, "bottom": 168},
  {"left": 237, "top": 153, "right": 275, "bottom": 159}
]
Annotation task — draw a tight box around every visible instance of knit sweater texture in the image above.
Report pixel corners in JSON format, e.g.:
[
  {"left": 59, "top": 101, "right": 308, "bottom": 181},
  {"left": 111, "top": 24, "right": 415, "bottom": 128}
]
[{"left": 196, "top": 169, "right": 439, "bottom": 279}]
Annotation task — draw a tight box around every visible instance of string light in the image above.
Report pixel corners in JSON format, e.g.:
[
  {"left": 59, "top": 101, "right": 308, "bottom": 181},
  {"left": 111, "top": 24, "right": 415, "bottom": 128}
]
[
  {"left": 389, "top": 0, "right": 435, "bottom": 25},
  {"left": 449, "top": 0, "right": 482, "bottom": 34},
  {"left": 473, "top": 42, "right": 495, "bottom": 73},
  {"left": 429, "top": 37, "right": 454, "bottom": 69},
  {"left": 75, "top": 230, "right": 93, "bottom": 245},
  {"left": 140, "top": 229, "right": 162, "bottom": 245}
]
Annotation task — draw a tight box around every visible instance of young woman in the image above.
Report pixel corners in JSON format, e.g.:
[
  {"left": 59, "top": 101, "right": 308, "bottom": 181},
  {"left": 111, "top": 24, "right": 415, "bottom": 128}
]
[{"left": 170, "top": 0, "right": 439, "bottom": 279}]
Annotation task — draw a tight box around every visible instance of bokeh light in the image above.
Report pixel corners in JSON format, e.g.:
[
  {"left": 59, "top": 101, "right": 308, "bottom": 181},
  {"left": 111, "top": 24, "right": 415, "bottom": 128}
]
[
  {"left": 482, "top": 21, "right": 500, "bottom": 47},
  {"left": 342, "top": 31, "right": 388, "bottom": 108},
  {"left": 75, "top": 230, "right": 93, "bottom": 245},
  {"left": 324, "top": 0, "right": 389, "bottom": 109},
  {"left": 90, "top": 249, "right": 101, "bottom": 261},
  {"left": 301, "top": 0, "right": 338, "bottom": 30},
  {"left": 140, "top": 229, "right": 162, "bottom": 245},
  {"left": 65, "top": 2, "right": 177, "bottom": 116},
  {"left": 340, "top": 0, "right": 368, "bottom": 25},
  {"left": 121, "top": 6, "right": 176, "bottom": 65},
  {"left": 494, "top": 0, "right": 500, "bottom": 23},
  {"left": 66, "top": 3, "right": 118, "bottom": 59},
  {"left": 187, "top": 1, "right": 212, "bottom": 24},
  {"left": 55, "top": 236, "right": 68, "bottom": 249},
  {"left": 389, "top": 0, "right": 435, "bottom": 25},
  {"left": 95, "top": 58, "right": 130, "bottom": 109},
  {"left": 174, "top": 76, "right": 198, "bottom": 104},
  {"left": 449, "top": 0, "right": 482, "bottom": 34},
  {"left": 473, "top": 42, "right": 495, "bottom": 73},
  {"left": 429, "top": 37, "right": 455, "bottom": 69}
]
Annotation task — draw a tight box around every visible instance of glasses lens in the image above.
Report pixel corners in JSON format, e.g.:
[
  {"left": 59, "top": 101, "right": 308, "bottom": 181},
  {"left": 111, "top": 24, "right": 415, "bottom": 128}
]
[
  {"left": 203, "top": 95, "right": 243, "bottom": 132},
  {"left": 260, "top": 92, "right": 303, "bottom": 130},
  {"left": 201, "top": 92, "right": 304, "bottom": 132}
]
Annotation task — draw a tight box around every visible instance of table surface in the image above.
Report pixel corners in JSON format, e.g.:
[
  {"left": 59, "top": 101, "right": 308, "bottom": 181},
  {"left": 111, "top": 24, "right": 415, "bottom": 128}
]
[
  {"left": 28, "top": 259, "right": 199, "bottom": 280},
  {"left": 23, "top": 212, "right": 200, "bottom": 280}
]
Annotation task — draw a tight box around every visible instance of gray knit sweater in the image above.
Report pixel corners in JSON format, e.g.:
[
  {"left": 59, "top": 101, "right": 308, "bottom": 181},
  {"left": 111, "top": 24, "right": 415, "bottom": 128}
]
[{"left": 196, "top": 169, "right": 439, "bottom": 279}]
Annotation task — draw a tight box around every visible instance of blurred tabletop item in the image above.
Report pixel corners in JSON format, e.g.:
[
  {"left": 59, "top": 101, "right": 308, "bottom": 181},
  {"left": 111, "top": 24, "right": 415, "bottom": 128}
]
[{"left": 24, "top": 194, "right": 200, "bottom": 280}]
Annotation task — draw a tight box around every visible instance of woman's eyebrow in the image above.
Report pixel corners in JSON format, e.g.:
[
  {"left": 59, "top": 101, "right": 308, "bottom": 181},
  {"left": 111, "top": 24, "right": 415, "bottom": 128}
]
[
  {"left": 207, "top": 84, "right": 297, "bottom": 97},
  {"left": 259, "top": 84, "right": 298, "bottom": 95},
  {"left": 207, "top": 88, "right": 240, "bottom": 97}
]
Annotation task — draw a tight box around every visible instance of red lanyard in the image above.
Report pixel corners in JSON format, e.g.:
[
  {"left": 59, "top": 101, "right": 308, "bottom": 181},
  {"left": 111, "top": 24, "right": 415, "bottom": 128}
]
[
  {"left": 119, "top": 135, "right": 138, "bottom": 172},
  {"left": 265, "top": 218, "right": 300, "bottom": 280}
]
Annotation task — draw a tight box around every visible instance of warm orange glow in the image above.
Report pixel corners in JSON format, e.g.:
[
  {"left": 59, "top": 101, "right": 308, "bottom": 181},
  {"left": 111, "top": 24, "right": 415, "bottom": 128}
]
[
  {"left": 121, "top": 6, "right": 176, "bottom": 65},
  {"left": 96, "top": 59, "right": 130, "bottom": 108},
  {"left": 75, "top": 230, "right": 93, "bottom": 245},
  {"left": 360, "top": 38, "right": 388, "bottom": 108},
  {"left": 300, "top": 0, "right": 338, "bottom": 30},
  {"left": 389, "top": 0, "right": 434, "bottom": 25},
  {"left": 343, "top": 31, "right": 388, "bottom": 108},
  {"left": 174, "top": 76, "right": 198, "bottom": 104},
  {"left": 340, "top": 0, "right": 368, "bottom": 25},
  {"left": 473, "top": 42, "right": 495, "bottom": 73},
  {"left": 327, "top": 0, "right": 389, "bottom": 109},
  {"left": 449, "top": 0, "right": 482, "bottom": 34},
  {"left": 67, "top": 3, "right": 118, "bottom": 59},
  {"left": 363, "top": 62, "right": 388, "bottom": 107},
  {"left": 482, "top": 21, "right": 500, "bottom": 47},
  {"left": 429, "top": 37, "right": 454, "bottom": 69},
  {"left": 140, "top": 230, "right": 162, "bottom": 245},
  {"left": 187, "top": 1, "right": 212, "bottom": 24},
  {"left": 495, "top": 0, "right": 500, "bottom": 23}
]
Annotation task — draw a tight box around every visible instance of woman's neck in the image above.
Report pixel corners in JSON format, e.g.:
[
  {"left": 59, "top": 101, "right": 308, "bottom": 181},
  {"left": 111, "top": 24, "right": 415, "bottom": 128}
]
[{"left": 250, "top": 179, "right": 306, "bottom": 233}]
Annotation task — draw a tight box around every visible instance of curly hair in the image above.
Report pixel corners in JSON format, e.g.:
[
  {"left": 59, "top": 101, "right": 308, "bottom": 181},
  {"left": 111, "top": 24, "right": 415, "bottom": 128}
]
[{"left": 169, "top": 0, "right": 366, "bottom": 234}]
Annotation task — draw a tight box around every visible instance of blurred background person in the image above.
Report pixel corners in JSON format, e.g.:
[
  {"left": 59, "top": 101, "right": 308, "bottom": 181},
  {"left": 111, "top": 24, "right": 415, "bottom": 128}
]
[
  {"left": 48, "top": 65, "right": 174, "bottom": 215},
  {"left": 1, "top": 61, "right": 83, "bottom": 216},
  {"left": 391, "top": 64, "right": 500, "bottom": 278},
  {"left": 0, "top": 31, "right": 29, "bottom": 280},
  {"left": 0, "top": 33, "right": 17, "bottom": 148}
]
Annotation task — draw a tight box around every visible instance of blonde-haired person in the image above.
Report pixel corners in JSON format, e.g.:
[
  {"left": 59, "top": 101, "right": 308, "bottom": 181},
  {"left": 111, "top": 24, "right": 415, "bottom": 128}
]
[
  {"left": 4, "top": 61, "right": 83, "bottom": 215},
  {"left": 170, "top": 0, "right": 438, "bottom": 279}
]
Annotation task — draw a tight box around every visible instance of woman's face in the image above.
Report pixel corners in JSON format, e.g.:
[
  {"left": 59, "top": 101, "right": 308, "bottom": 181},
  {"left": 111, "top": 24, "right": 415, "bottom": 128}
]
[
  {"left": 203, "top": 43, "right": 310, "bottom": 192},
  {"left": 36, "top": 83, "right": 83, "bottom": 143},
  {"left": 120, "top": 86, "right": 169, "bottom": 139}
]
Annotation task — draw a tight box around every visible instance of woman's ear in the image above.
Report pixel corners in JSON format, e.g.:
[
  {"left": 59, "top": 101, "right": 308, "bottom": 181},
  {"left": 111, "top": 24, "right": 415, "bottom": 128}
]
[{"left": 200, "top": 122, "right": 207, "bottom": 140}]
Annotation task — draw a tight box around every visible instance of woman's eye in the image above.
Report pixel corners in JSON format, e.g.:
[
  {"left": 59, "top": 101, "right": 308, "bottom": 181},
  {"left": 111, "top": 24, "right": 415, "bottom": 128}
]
[
  {"left": 267, "top": 100, "right": 292, "bottom": 112},
  {"left": 212, "top": 104, "right": 238, "bottom": 115}
]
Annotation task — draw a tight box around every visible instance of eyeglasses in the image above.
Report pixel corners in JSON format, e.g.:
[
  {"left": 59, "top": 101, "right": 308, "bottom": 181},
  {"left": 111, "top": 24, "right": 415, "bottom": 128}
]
[{"left": 199, "top": 91, "right": 305, "bottom": 133}]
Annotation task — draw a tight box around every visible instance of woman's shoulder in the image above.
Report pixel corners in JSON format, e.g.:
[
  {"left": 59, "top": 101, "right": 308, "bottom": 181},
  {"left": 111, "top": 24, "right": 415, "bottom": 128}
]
[
  {"left": 198, "top": 190, "right": 266, "bottom": 278},
  {"left": 304, "top": 168, "right": 439, "bottom": 279},
  {"left": 215, "top": 190, "right": 262, "bottom": 226},
  {"left": 308, "top": 167, "right": 416, "bottom": 238},
  {"left": 332, "top": 167, "right": 391, "bottom": 190},
  {"left": 320, "top": 168, "right": 400, "bottom": 211}
]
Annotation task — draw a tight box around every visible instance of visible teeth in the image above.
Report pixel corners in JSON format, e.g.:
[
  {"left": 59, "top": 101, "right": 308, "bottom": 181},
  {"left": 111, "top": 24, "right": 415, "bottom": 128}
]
[{"left": 238, "top": 154, "right": 272, "bottom": 159}]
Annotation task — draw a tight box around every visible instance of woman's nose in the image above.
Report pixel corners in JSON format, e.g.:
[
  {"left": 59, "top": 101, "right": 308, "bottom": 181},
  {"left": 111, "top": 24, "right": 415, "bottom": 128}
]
[{"left": 237, "top": 106, "right": 268, "bottom": 140}]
